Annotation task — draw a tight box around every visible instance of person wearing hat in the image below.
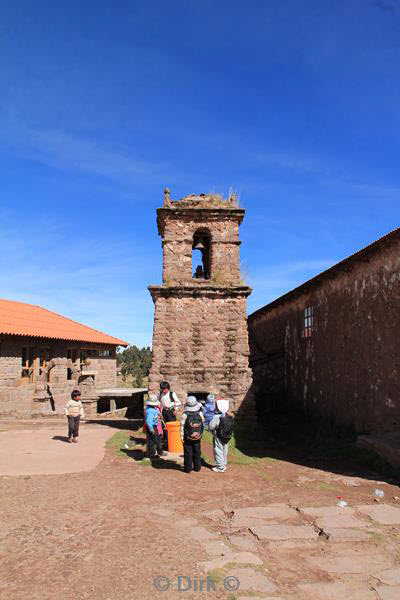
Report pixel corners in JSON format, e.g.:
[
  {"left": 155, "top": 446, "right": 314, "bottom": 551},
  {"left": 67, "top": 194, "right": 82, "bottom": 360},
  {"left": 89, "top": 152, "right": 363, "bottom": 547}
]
[
  {"left": 208, "top": 399, "right": 232, "bottom": 472},
  {"left": 145, "top": 395, "right": 167, "bottom": 458},
  {"left": 180, "top": 396, "right": 205, "bottom": 473}
]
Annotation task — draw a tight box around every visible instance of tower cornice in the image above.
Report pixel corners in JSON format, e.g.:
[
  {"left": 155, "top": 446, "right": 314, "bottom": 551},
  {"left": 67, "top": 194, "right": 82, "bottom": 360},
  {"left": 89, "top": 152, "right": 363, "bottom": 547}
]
[
  {"left": 148, "top": 284, "right": 252, "bottom": 302},
  {"left": 156, "top": 207, "right": 245, "bottom": 237}
]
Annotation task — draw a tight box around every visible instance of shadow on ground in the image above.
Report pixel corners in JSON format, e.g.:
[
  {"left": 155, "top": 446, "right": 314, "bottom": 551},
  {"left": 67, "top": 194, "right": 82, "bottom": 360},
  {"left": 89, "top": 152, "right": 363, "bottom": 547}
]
[
  {"left": 235, "top": 407, "right": 400, "bottom": 486},
  {"left": 120, "top": 447, "right": 183, "bottom": 470},
  {"left": 52, "top": 435, "right": 71, "bottom": 443},
  {"left": 85, "top": 418, "right": 142, "bottom": 431},
  {"left": 119, "top": 436, "right": 214, "bottom": 471},
  {"left": 91, "top": 413, "right": 400, "bottom": 484}
]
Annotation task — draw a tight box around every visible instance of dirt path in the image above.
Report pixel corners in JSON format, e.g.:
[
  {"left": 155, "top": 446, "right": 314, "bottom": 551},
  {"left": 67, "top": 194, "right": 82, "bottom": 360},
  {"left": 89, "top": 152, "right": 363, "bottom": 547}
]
[
  {"left": 0, "top": 424, "right": 113, "bottom": 476},
  {"left": 1, "top": 419, "right": 400, "bottom": 600}
]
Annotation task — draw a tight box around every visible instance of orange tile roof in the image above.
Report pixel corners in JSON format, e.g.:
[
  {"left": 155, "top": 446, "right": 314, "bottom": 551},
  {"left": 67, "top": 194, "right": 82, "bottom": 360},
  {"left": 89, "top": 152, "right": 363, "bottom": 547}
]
[{"left": 0, "top": 298, "right": 128, "bottom": 346}]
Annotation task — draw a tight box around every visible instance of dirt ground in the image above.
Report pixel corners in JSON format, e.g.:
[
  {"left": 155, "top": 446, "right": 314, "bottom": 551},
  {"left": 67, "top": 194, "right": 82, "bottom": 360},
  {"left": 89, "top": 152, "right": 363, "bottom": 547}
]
[{"left": 0, "top": 417, "right": 399, "bottom": 600}]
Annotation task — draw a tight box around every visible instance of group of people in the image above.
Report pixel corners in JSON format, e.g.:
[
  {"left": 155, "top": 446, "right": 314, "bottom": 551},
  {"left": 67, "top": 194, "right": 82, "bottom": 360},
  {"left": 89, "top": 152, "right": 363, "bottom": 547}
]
[
  {"left": 63, "top": 381, "right": 234, "bottom": 475},
  {"left": 145, "top": 381, "right": 234, "bottom": 474}
]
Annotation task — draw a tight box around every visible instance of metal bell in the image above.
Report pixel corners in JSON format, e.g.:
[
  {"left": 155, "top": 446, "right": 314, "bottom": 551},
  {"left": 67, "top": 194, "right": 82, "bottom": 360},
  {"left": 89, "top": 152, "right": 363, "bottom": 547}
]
[{"left": 193, "top": 240, "right": 205, "bottom": 251}]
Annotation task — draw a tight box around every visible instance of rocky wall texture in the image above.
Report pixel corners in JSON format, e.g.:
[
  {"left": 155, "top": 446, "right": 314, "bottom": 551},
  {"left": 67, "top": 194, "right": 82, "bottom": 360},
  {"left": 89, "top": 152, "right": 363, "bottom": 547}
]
[
  {"left": 0, "top": 338, "right": 23, "bottom": 384},
  {"left": 81, "top": 357, "right": 117, "bottom": 388},
  {"left": 148, "top": 286, "right": 254, "bottom": 416},
  {"left": 248, "top": 240, "right": 400, "bottom": 434},
  {"left": 159, "top": 209, "right": 243, "bottom": 285},
  {"left": 0, "top": 336, "right": 117, "bottom": 416},
  {"left": 149, "top": 193, "right": 254, "bottom": 418},
  {"left": 0, "top": 385, "right": 35, "bottom": 417}
]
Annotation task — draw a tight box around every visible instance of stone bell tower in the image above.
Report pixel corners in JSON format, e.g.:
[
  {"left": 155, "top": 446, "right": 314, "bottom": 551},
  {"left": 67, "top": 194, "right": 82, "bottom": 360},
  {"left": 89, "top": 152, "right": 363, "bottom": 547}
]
[{"left": 148, "top": 189, "right": 254, "bottom": 415}]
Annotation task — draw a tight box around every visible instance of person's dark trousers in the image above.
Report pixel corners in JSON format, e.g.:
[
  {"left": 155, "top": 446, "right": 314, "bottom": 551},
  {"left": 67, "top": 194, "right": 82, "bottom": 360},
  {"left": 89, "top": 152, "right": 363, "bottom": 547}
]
[
  {"left": 161, "top": 408, "right": 175, "bottom": 448},
  {"left": 147, "top": 431, "right": 163, "bottom": 457},
  {"left": 183, "top": 439, "right": 201, "bottom": 473},
  {"left": 162, "top": 408, "right": 176, "bottom": 423},
  {"left": 67, "top": 415, "right": 80, "bottom": 438}
]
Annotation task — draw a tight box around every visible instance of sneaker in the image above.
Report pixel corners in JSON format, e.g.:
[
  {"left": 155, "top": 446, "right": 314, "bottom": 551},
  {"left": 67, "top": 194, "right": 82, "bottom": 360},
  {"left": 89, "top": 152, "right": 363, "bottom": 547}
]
[
  {"left": 158, "top": 451, "right": 168, "bottom": 457},
  {"left": 68, "top": 438, "right": 73, "bottom": 443},
  {"left": 212, "top": 467, "right": 225, "bottom": 472},
  {"left": 72, "top": 438, "right": 78, "bottom": 443}
]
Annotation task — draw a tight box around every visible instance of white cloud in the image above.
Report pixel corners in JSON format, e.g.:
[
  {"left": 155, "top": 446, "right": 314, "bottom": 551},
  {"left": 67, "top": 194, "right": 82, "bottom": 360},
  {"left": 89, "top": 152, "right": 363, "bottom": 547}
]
[
  {"left": 0, "top": 121, "right": 178, "bottom": 188},
  {"left": 0, "top": 216, "right": 158, "bottom": 347}
]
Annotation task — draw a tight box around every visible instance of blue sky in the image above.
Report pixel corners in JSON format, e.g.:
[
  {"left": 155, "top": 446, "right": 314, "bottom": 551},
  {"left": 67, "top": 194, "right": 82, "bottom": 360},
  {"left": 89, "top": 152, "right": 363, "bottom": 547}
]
[{"left": 1, "top": 0, "right": 400, "bottom": 347}]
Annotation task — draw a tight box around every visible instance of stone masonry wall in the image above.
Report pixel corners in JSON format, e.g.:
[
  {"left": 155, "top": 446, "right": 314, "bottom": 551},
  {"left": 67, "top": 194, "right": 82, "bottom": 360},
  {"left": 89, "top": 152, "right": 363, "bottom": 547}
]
[
  {"left": 148, "top": 287, "right": 253, "bottom": 414},
  {"left": 161, "top": 211, "right": 242, "bottom": 285},
  {"left": 248, "top": 239, "right": 400, "bottom": 434},
  {"left": 82, "top": 356, "right": 117, "bottom": 388},
  {"left": 0, "top": 336, "right": 118, "bottom": 416},
  {"left": 150, "top": 194, "right": 254, "bottom": 419},
  {"left": 0, "top": 337, "right": 21, "bottom": 384}
]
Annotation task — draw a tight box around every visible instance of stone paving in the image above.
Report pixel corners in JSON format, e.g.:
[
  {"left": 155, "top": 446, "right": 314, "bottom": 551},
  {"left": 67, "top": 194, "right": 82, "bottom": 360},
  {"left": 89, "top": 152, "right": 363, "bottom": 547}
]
[{"left": 182, "top": 502, "right": 400, "bottom": 599}]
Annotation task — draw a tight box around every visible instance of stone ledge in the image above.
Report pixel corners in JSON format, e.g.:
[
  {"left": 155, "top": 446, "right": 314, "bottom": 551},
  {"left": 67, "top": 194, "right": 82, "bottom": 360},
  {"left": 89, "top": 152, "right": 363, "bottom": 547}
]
[
  {"left": 162, "top": 239, "right": 242, "bottom": 245},
  {"left": 149, "top": 285, "right": 252, "bottom": 300}
]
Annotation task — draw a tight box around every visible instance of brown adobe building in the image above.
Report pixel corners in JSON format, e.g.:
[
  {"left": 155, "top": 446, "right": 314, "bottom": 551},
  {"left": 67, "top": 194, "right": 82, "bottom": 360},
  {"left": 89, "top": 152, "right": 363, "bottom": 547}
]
[
  {"left": 148, "top": 189, "right": 254, "bottom": 416},
  {"left": 248, "top": 228, "right": 400, "bottom": 434},
  {"left": 0, "top": 299, "right": 128, "bottom": 417}
]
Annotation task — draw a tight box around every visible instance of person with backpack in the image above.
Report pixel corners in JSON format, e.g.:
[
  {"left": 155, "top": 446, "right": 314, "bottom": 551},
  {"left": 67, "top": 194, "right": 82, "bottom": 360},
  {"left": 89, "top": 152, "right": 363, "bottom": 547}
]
[
  {"left": 180, "top": 396, "right": 204, "bottom": 473},
  {"left": 208, "top": 399, "right": 233, "bottom": 473},
  {"left": 158, "top": 381, "right": 181, "bottom": 423}
]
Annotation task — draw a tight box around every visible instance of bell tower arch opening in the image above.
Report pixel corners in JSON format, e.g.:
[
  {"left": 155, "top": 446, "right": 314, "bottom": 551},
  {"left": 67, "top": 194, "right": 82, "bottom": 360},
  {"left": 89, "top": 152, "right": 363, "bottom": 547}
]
[{"left": 192, "top": 228, "right": 211, "bottom": 280}]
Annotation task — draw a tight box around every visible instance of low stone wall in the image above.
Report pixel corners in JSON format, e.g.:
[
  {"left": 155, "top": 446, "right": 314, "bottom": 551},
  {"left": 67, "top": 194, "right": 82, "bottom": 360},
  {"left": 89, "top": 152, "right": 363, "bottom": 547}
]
[
  {"left": 0, "top": 385, "right": 34, "bottom": 417},
  {"left": 149, "top": 285, "right": 253, "bottom": 415},
  {"left": 0, "top": 335, "right": 118, "bottom": 417}
]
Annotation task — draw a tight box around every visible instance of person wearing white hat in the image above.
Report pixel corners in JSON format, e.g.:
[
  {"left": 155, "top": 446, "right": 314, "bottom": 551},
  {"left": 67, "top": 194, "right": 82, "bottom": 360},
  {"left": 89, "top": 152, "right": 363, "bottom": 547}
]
[
  {"left": 145, "top": 395, "right": 167, "bottom": 458},
  {"left": 208, "top": 398, "right": 233, "bottom": 472}
]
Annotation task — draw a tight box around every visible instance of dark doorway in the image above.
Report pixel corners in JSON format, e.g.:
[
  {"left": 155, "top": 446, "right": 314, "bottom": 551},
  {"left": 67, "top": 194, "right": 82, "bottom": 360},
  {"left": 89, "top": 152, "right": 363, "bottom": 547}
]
[
  {"left": 97, "top": 398, "right": 110, "bottom": 413},
  {"left": 188, "top": 391, "right": 209, "bottom": 405}
]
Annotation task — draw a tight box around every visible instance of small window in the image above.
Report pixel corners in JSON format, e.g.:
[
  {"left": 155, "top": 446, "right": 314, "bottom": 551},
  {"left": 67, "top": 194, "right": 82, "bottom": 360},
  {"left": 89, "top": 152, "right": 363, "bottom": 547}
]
[
  {"left": 80, "top": 348, "right": 98, "bottom": 362},
  {"left": 67, "top": 348, "right": 78, "bottom": 362},
  {"left": 67, "top": 349, "right": 78, "bottom": 380},
  {"left": 99, "top": 349, "right": 112, "bottom": 358},
  {"left": 38, "top": 347, "right": 50, "bottom": 367},
  {"left": 302, "top": 306, "right": 315, "bottom": 338},
  {"left": 21, "top": 346, "right": 35, "bottom": 382}
]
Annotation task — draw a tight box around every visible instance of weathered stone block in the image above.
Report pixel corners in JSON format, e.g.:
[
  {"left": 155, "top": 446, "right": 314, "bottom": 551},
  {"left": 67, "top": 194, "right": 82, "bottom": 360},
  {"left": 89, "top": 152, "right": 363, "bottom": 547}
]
[
  {"left": 250, "top": 524, "right": 317, "bottom": 540},
  {"left": 356, "top": 504, "right": 400, "bottom": 525}
]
